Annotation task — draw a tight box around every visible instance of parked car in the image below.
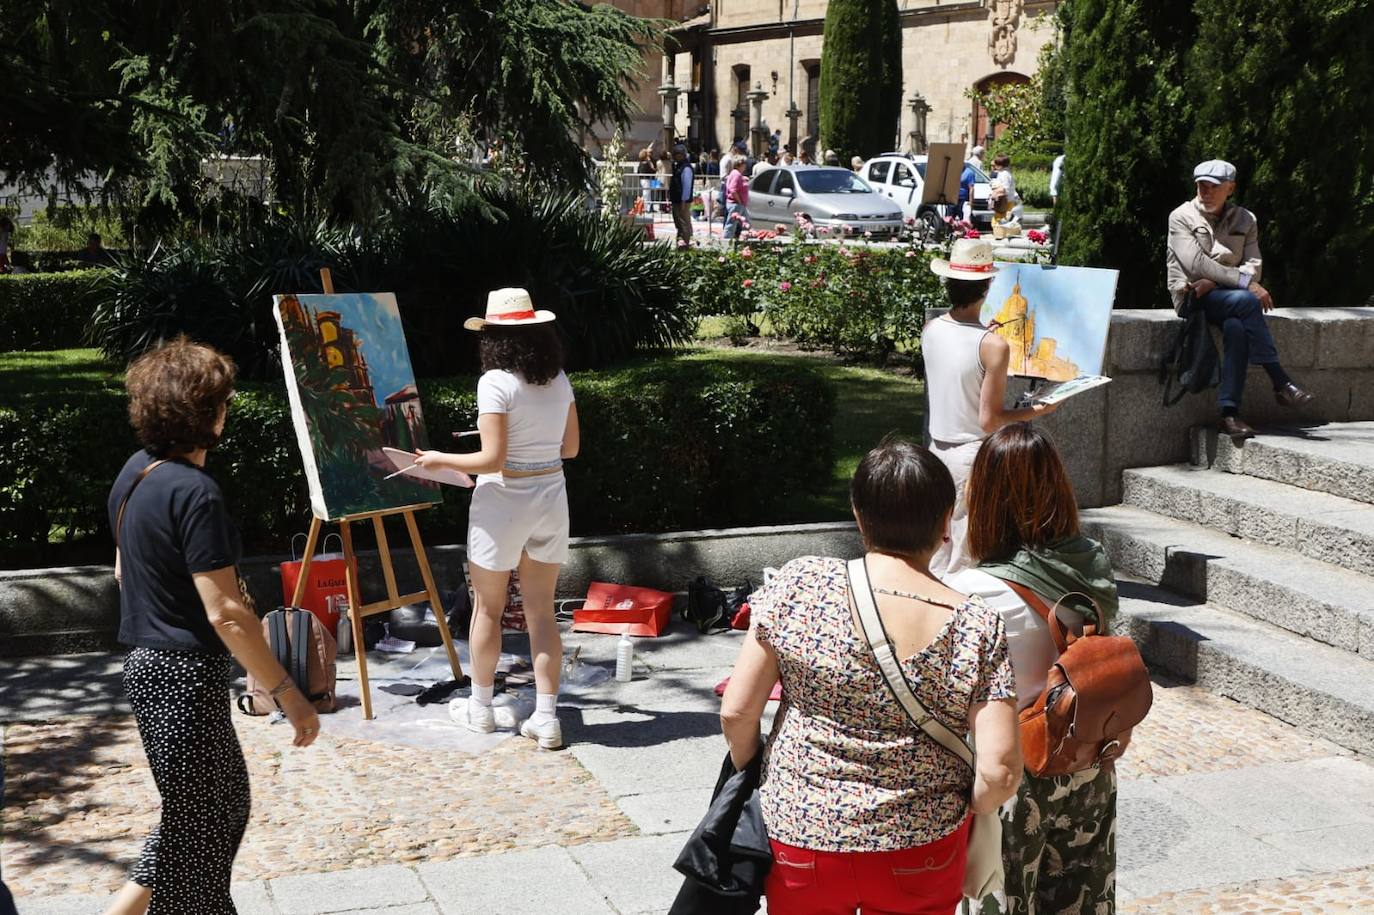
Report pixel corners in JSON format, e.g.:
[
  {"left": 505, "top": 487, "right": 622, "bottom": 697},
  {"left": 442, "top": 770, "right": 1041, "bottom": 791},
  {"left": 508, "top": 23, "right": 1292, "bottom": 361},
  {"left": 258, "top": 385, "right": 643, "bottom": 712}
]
[
  {"left": 744, "top": 166, "right": 904, "bottom": 238},
  {"left": 861, "top": 153, "right": 993, "bottom": 235}
]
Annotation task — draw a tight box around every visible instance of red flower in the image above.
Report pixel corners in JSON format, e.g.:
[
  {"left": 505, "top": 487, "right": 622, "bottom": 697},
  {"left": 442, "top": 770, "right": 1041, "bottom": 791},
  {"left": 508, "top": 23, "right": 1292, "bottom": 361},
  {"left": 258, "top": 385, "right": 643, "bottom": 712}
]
[
  {"left": 966, "top": 229, "right": 982, "bottom": 239},
  {"left": 779, "top": 281, "right": 792, "bottom": 292},
  {"left": 742, "top": 279, "right": 754, "bottom": 288}
]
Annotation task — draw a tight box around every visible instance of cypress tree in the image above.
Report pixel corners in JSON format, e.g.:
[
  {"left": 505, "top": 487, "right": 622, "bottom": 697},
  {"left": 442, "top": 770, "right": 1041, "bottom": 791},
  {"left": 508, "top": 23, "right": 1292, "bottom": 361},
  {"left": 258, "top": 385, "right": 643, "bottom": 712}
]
[
  {"left": 818, "top": 0, "right": 903, "bottom": 163},
  {"left": 1057, "top": 0, "right": 1196, "bottom": 307},
  {"left": 1188, "top": 0, "right": 1374, "bottom": 306}
]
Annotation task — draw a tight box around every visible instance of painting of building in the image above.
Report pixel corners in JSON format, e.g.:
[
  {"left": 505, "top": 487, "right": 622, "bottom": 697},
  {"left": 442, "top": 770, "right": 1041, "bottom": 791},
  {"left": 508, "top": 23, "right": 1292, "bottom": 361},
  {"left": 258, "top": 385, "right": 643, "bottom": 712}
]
[
  {"left": 981, "top": 263, "right": 1117, "bottom": 381},
  {"left": 275, "top": 292, "right": 441, "bottom": 521}
]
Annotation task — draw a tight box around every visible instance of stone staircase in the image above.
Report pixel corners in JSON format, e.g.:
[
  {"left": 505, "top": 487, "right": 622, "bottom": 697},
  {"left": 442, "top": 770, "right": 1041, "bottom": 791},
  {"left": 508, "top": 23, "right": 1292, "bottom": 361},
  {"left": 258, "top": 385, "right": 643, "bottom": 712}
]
[{"left": 1081, "top": 422, "right": 1374, "bottom": 757}]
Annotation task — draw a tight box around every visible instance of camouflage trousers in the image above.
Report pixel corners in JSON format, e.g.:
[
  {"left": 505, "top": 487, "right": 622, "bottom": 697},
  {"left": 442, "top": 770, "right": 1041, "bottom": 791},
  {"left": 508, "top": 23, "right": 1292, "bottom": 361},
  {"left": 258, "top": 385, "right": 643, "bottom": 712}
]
[{"left": 971, "top": 765, "right": 1117, "bottom": 915}]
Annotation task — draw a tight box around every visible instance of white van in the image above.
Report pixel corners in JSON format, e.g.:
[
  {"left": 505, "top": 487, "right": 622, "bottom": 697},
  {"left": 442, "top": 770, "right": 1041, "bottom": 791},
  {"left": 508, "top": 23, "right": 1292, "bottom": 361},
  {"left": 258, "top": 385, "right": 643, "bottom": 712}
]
[{"left": 861, "top": 154, "right": 993, "bottom": 235}]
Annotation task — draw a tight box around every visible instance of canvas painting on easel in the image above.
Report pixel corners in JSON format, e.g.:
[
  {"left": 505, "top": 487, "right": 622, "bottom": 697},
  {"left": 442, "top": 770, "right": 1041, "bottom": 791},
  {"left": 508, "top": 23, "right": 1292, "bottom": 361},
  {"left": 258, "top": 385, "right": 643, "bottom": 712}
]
[
  {"left": 274, "top": 293, "right": 442, "bottom": 520},
  {"left": 979, "top": 263, "right": 1119, "bottom": 381}
]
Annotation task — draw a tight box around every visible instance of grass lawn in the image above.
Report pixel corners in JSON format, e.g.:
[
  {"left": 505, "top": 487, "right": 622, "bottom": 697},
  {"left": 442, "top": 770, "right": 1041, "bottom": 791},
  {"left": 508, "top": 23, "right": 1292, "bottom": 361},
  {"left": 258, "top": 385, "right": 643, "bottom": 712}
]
[
  {"left": 0, "top": 348, "right": 123, "bottom": 398},
  {"left": 676, "top": 346, "right": 923, "bottom": 522},
  {"left": 1, "top": 345, "right": 918, "bottom": 525}
]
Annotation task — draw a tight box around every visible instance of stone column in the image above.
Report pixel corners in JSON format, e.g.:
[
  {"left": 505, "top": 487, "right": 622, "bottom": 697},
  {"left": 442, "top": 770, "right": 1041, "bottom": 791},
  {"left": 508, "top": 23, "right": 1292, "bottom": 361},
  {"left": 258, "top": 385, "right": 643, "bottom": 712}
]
[
  {"left": 747, "top": 82, "right": 770, "bottom": 158},
  {"left": 785, "top": 101, "right": 802, "bottom": 153},
  {"left": 658, "top": 72, "right": 682, "bottom": 152}
]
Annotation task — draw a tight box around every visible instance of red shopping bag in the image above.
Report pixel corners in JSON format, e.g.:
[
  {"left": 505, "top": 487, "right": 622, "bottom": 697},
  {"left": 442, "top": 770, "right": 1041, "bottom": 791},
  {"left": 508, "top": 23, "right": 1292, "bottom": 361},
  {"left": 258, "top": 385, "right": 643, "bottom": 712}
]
[
  {"left": 573, "top": 582, "right": 674, "bottom": 637},
  {"left": 280, "top": 533, "right": 348, "bottom": 634}
]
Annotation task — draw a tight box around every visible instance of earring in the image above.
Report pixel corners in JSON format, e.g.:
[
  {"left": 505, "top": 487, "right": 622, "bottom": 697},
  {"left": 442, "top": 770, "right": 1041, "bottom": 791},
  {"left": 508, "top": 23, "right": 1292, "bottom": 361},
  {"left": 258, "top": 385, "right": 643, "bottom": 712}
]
[{"left": 942, "top": 534, "right": 951, "bottom": 543}]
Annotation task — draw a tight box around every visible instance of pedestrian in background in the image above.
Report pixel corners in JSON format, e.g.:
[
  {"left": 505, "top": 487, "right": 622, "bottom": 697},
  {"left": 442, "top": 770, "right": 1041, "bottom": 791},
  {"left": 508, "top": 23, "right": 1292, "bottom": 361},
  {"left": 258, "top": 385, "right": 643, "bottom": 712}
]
[
  {"left": 670, "top": 144, "right": 696, "bottom": 248},
  {"left": 721, "top": 437, "right": 1021, "bottom": 915},
  {"left": 948, "top": 423, "right": 1124, "bottom": 915},
  {"left": 851, "top": 155, "right": 865, "bottom": 172},
  {"left": 637, "top": 147, "right": 656, "bottom": 207},
  {"left": 105, "top": 337, "right": 319, "bottom": 915},
  {"left": 723, "top": 158, "right": 749, "bottom": 240}
]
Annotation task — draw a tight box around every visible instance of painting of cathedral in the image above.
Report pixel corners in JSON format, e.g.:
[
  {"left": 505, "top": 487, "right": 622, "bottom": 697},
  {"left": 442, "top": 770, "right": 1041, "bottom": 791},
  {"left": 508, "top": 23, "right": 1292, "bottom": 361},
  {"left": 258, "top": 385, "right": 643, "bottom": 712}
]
[
  {"left": 275, "top": 292, "right": 441, "bottom": 521},
  {"left": 980, "top": 263, "right": 1118, "bottom": 381}
]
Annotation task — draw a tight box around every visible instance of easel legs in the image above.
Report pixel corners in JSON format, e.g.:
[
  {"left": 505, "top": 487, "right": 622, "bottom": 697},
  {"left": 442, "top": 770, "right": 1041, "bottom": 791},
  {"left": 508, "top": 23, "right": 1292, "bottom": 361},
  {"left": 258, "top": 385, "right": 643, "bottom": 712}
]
[{"left": 288, "top": 509, "right": 464, "bottom": 721}]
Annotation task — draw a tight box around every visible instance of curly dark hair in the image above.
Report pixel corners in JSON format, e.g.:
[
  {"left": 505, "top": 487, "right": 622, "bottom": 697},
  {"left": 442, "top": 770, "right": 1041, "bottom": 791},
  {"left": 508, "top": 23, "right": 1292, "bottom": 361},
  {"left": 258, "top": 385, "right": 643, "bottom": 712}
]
[
  {"left": 125, "top": 336, "right": 237, "bottom": 456},
  {"left": 478, "top": 324, "right": 564, "bottom": 385}
]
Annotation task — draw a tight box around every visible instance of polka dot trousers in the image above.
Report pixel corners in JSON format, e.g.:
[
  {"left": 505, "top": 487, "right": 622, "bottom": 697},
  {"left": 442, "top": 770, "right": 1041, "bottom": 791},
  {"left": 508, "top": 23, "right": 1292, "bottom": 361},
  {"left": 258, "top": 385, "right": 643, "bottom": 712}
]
[{"left": 124, "top": 648, "right": 250, "bottom": 914}]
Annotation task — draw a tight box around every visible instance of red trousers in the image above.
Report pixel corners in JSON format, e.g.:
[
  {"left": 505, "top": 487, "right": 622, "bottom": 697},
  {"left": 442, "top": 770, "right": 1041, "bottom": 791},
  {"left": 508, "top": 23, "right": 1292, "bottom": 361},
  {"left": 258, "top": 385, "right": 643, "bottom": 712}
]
[{"left": 765, "top": 818, "right": 969, "bottom": 915}]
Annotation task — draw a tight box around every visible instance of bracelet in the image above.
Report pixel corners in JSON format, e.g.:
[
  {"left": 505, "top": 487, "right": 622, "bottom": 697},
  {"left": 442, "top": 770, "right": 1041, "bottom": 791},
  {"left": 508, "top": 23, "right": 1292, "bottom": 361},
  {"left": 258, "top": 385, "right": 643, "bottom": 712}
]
[{"left": 269, "top": 675, "right": 295, "bottom": 697}]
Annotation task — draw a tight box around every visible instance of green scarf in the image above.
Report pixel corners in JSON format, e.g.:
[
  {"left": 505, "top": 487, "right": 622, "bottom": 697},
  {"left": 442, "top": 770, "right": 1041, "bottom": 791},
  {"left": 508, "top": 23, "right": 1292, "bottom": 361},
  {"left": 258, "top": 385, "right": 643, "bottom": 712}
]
[{"left": 977, "top": 534, "right": 1119, "bottom": 627}]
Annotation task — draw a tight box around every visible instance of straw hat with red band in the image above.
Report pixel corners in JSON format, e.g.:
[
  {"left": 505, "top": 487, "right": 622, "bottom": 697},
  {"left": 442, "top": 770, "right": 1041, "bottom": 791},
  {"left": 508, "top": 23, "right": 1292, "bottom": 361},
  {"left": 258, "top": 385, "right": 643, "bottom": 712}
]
[
  {"left": 929, "top": 238, "right": 1001, "bottom": 281},
  {"left": 463, "top": 287, "right": 557, "bottom": 331}
]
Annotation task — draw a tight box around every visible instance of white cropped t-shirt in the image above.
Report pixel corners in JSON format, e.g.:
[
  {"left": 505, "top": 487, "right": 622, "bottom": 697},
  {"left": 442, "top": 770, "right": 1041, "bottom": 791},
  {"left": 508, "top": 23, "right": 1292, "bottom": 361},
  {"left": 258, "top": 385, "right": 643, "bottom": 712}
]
[{"left": 476, "top": 369, "right": 574, "bottom": 479}]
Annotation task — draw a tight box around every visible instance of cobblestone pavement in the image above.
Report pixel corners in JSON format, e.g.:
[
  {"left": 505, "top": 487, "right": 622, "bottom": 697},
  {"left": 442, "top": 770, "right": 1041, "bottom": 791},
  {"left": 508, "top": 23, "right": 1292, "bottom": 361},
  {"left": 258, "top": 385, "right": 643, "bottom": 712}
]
[
  {"left": 2, "top": 710, "right": 633, "bottom": 897},
  {"left": 4, "top": 646, "right": 1374, "bottom": 913}
]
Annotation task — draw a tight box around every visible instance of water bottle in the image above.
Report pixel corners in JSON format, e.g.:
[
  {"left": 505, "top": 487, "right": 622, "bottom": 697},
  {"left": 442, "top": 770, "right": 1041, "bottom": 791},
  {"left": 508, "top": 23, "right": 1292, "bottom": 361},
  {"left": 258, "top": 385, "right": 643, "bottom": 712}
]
[
  {"left": 335, "top": 597, "right": 352, "bottom": 656},
  {"left": 615, "top": 633, "right": 634, "bottom": 682}
]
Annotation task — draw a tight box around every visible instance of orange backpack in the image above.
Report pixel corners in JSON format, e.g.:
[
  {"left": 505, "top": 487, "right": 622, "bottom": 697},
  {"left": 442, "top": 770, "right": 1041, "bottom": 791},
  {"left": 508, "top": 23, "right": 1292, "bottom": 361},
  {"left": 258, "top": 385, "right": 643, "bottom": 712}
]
[{"left": 1006, "top": 583, "right": 1153, "bottom": 777}]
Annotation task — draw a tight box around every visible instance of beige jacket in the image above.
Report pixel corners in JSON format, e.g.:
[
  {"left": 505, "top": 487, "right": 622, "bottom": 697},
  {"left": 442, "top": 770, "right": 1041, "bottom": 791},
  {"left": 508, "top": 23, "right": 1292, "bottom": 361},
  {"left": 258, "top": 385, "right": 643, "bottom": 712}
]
[{"left": 1165, "top": 198, "right": 1263, "bottom": 311}]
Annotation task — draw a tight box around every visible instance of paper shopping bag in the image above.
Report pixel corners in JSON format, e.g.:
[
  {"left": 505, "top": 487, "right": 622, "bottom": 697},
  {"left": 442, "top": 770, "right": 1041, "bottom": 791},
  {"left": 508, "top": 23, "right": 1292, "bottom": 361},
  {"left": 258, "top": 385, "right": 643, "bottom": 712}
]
[
  {"left": 280, "top": 533, "right": 348, "bottom": 634},
  {"left": 573, "top": 582, "right": 674, "bottom": 637}
]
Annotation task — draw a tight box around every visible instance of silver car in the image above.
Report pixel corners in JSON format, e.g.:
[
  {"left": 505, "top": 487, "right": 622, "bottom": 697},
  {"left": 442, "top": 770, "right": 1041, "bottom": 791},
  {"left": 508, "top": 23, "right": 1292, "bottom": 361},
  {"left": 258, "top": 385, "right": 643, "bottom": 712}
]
[{"left": 744, "top": 166, "right": 905, "bottom": 238}]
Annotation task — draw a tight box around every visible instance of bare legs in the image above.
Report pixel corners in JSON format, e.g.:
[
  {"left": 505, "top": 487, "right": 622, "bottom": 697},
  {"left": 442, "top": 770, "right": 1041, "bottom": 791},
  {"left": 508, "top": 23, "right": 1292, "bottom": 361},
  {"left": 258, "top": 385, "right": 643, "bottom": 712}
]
[{"left": 467, "top": 552, "right": 563, "bottom": 698}]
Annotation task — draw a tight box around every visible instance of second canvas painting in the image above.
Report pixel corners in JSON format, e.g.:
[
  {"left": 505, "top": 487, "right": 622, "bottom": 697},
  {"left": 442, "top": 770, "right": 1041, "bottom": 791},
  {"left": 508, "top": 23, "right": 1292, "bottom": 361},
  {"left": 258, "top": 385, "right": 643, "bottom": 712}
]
[
  {"left": 980, "top": 263, "right": 1119, "bottom": 381},
  {"left": 275, "top": 292, "right": 442, "bottom": 520}
]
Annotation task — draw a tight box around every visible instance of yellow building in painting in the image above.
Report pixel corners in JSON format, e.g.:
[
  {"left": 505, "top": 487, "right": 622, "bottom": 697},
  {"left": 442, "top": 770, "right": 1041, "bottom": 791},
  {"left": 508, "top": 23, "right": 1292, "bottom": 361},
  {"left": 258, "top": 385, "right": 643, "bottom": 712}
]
[{"left": 991, "top": 280, "right": 1079, "bottom": 381}]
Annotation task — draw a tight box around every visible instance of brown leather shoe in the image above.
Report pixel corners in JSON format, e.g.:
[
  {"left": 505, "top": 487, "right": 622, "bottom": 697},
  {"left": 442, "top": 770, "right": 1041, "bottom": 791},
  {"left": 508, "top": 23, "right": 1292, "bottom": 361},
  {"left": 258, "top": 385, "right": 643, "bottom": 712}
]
[
  {"left": 1221, "top": 416, "right": 1256, "bottom": 440},
  {"left": 1274, "top": 382, "right": 1314, "bottom": 407}
]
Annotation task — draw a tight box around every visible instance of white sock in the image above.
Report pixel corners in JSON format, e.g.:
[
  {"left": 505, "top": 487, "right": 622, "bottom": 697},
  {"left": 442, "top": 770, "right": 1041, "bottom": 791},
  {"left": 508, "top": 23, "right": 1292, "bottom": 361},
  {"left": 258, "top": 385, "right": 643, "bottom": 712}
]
[
  {"left": 470, "top": 682, "right": 494, "bottom": 707},
  {"left": 530, "top": 692, "right": 558, "bottom": 724}
]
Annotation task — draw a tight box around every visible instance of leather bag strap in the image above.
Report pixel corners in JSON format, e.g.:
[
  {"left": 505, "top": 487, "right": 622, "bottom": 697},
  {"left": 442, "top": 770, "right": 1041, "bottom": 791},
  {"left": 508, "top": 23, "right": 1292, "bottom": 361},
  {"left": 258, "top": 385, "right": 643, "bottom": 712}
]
[
  {"left": 114, "top": 459, "right": 170, "bottom": 548},
  {"left": 847, "top": 558, "right": 975, "bottom": 774}
]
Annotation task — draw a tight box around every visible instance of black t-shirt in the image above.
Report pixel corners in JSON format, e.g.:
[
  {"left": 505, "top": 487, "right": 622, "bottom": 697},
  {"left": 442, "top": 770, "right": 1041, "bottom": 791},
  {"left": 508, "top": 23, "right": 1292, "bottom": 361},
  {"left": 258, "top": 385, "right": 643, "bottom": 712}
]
[{"left": 108, "top": 450, "right": 242, "bottom": 654}]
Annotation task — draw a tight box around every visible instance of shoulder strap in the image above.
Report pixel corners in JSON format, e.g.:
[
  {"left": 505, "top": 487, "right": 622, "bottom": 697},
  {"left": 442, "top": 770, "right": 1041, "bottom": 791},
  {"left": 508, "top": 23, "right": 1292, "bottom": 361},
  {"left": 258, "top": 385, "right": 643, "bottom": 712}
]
[
  {"left": 268, "top": 610, "right": 290, "bottom": 674},
  {"left": 846, "top": 558, "right": 975, "bottom": 774},
  {"left": 292, "top": 609, "right": 311, "bottom": 697},
  {"left": 1002, "top": 581, "right": 1104, "bottom": 651},
  {"left": 115, "top": 459, "right": 170, "bottom": 548}
]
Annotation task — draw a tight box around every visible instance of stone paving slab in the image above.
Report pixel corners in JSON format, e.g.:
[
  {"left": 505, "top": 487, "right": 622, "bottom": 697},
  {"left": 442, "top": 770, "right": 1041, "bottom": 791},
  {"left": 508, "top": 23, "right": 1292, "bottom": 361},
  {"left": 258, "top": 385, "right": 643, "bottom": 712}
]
[
  {"left": 416, "top": 846, "right": 614, "bottom": 915},
  {"left": 616, "top": 787, "right": 716, "bottom": 835},
  {"left": 1120, "top": 865, "right": 1374, "bottom": 913},
  {"left": 271, "top": 864, "right": 429, "bottom": 914},
  {"left": 569, "top": 833, "right": 693, "bottom": 915}
]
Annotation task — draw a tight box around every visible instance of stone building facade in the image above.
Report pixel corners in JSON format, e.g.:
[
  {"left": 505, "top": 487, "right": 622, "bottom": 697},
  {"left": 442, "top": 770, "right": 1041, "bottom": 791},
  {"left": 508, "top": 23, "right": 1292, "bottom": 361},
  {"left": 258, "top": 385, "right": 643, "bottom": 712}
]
[{"left": 598, "top": 0, "right": 1057, "bottom": 158}]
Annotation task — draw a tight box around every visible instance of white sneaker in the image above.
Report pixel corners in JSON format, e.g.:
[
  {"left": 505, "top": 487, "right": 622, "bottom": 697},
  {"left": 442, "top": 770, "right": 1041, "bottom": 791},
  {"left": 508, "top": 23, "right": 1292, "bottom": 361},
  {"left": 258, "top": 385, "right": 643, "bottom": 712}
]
[
  {"left": 450, "top": 697, "right": 495, "bottom": 733},
  {"left": 519, "top": 715, "right": 563, "bottom": 750}
]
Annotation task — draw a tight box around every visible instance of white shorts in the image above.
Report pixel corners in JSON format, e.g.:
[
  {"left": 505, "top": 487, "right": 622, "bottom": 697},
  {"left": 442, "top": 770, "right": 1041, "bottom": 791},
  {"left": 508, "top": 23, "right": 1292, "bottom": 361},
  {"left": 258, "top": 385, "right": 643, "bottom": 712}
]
[{"left": 467, "top": 473, "right": 569, "bottom": 572}]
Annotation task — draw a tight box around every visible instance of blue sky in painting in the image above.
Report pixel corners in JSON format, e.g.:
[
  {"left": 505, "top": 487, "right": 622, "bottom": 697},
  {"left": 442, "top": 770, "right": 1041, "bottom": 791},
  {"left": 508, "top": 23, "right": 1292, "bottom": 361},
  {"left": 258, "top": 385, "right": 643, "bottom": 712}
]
[
  {"left": 298, "top": 292, "right": 417, "bottom": 406},
  {"left": 980, "top": 263, "right": 1119, "bottom": 376}
]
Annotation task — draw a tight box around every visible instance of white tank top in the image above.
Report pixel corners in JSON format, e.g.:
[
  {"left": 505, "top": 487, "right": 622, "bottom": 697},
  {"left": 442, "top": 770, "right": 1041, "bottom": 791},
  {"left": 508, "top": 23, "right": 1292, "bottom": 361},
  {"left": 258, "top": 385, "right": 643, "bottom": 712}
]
[{"left": 924, "top": 315, "right": 990, "bottom": 444}]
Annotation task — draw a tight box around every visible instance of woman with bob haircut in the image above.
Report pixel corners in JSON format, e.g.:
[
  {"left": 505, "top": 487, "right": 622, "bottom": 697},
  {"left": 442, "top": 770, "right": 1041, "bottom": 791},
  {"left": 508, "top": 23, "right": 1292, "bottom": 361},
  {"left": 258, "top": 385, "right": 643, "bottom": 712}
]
[
  {"left": 105, "top": 337, "right": 319, "bottom": 915},
  {"left": 720, "top": 437, "right": 1021, "bottom": 915},
  {"left": 944, "top": 423, "right": 1124, "bottom": 915},
  {"left": 414, "top": 288, "right": 579, "bottom": 750}
]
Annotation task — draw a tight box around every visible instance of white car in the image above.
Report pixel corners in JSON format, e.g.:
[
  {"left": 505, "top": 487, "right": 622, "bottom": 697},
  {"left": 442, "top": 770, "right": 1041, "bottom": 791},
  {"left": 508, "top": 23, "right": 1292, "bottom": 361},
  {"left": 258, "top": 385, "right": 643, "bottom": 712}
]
[
  {"left": 743, "top": 166, "right": 905, "bottom": 238},
  {"left": 861, "top": 154, "right": 994, "bottom": 235}
]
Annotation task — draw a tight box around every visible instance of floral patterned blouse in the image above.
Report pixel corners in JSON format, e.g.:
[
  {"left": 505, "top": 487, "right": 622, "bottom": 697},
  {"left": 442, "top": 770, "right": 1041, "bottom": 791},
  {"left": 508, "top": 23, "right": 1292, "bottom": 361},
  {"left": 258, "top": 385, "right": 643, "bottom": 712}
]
[{"left": 752, "top": 556, "right": 1016, "bottom": 852}]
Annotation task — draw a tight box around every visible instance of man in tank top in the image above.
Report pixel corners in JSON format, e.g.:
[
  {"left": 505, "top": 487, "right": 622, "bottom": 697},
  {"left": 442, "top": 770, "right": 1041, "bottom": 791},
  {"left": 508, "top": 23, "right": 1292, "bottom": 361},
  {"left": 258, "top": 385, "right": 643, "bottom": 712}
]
[{"left": 923, "top": 239, "right": 1058, "bottom": 576}]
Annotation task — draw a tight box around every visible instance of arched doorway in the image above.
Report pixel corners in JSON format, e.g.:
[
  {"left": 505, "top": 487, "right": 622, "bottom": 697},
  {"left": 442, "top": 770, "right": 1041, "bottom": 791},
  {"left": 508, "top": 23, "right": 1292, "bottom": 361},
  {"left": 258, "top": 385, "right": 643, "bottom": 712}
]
[{"left": 971, "top": 72, "right": 1030, "bottom": 147}]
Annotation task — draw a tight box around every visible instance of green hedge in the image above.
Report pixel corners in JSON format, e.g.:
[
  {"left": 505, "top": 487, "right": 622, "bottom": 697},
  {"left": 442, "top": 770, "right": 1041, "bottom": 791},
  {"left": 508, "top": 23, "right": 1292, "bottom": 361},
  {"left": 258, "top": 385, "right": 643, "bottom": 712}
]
[
  {"left": 683, "top": 242, "right": 943, "bottom": 365},
  {"left": 0, "top": 358, "right": 835, "bottom": 557},
  {"left": 0, "top": 270, "right": 105, "bottom": 350}
]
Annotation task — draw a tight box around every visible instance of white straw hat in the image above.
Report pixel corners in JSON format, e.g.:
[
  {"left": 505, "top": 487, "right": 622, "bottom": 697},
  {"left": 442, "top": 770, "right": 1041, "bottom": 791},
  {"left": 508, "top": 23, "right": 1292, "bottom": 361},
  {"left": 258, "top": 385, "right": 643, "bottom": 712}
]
[
  {"left": 929, "top": 238, "right": 1000, "bottom": 281},
  {"left": 463, "top": 288, "right": 556, "bottom": 331}
]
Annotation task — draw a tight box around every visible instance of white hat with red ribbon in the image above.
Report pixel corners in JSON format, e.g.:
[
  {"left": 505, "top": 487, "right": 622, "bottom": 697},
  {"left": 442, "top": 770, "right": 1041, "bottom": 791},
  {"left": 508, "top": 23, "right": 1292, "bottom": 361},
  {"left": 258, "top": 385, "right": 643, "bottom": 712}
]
[
  {"left": 463, "top": 288, "right": 557, "bottom": 331},
  {"left": 929, "top": 238, "right": 1001, "bottom": 281}
]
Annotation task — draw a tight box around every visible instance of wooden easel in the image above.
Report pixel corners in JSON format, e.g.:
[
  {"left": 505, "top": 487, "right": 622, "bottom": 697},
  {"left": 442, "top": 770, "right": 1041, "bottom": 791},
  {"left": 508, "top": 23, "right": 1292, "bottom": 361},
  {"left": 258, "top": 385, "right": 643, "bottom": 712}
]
[{"left": 287, "top": 269, "right": 464, "bottom": 719}]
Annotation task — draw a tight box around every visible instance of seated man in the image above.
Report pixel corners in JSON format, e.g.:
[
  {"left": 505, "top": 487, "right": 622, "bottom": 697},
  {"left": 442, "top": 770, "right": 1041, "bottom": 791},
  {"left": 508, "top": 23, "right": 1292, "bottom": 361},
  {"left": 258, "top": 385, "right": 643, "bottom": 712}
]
[{"left": 1166, "top": 159, "right": 1312, "bottom": 439}]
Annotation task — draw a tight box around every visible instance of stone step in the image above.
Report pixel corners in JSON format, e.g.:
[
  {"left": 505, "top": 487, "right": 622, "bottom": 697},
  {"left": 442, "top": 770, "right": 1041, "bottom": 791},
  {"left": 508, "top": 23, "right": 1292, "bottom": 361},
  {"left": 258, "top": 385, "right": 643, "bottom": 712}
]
[
  {"left": 1121, "top": 464, "right": 1374, "bottom": 577},
  {"left": 1191, "top": 422, "right": 1374, "bottom": 506},
  {"left": 1116, "top": 577, "right": 1374, "bottom": 757},
  {"left": 1083, "top": 505, "right": 1374, "bottom": 659}
]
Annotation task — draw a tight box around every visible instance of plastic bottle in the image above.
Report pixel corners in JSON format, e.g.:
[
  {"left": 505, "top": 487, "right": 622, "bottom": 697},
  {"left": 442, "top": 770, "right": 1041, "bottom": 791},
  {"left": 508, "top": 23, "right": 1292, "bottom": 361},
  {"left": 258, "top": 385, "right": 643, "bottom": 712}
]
[
  {"left": 615, "top": 633, "right": 634, "bottom": 682},
  {"left": 336, "top": 598, "right": 352, "bottom": 656}
]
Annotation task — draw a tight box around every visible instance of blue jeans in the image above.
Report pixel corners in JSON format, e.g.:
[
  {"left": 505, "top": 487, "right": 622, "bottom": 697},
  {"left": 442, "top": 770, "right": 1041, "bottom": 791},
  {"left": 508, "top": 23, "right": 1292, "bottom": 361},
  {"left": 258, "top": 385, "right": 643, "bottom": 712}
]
[
  {"left": 723, "top": 202, "right": 744, "bottom": 239},
  {"left": 1198, "top": 287, "right": 1279, "bottom": 410}
]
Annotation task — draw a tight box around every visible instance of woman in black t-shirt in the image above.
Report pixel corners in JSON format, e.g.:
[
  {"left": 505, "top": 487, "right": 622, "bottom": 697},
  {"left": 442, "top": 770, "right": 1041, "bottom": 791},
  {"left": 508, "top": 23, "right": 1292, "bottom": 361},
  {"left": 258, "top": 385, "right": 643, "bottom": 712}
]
[{"left": 103, "top": 338, "right": 318, "bottom": 915}]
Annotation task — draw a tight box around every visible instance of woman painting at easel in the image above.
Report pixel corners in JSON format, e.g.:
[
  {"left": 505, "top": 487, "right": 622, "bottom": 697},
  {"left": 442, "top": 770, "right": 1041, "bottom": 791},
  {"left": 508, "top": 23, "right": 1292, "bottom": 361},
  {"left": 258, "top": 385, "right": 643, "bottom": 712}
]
[{"left": 413, "top": 288, "right": 579, "bottom": 750}]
